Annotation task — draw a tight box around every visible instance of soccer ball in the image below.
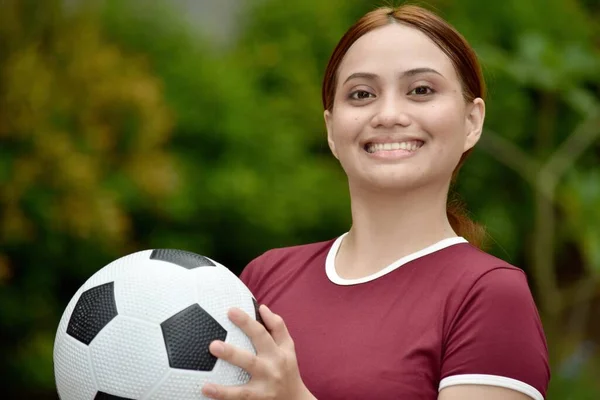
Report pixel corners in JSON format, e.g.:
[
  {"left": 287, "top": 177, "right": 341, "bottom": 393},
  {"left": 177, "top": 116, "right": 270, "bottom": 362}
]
[{"left": 53, "top": 249, "right": 261, "bottom": 400}]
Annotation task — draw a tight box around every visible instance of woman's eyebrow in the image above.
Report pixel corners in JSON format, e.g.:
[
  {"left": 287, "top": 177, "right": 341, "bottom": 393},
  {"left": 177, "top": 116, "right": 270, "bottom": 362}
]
[
  {"left": 342, "top": 72, "right": 379, "bottom": 85},
  {"left": 342, "top": 67, "right": 444, "bottom": 85},
  {"left": 402, "top": 67, "right": 443, "bottom": 78}
]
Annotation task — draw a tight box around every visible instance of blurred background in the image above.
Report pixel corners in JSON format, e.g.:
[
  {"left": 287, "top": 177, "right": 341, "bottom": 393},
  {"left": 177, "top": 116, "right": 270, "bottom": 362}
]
[{"left": 1, "top": 0, "right": 599, "bottom": 398}]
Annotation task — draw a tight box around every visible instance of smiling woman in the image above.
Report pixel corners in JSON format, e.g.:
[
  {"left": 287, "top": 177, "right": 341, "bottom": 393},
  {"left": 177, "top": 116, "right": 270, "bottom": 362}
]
[
  {"left": 201, "top": 5, "right": 550, "bottom": 400},
  {"left": 324, "top": 21, "right": 483, "bottom": 198},
  {"left": 322, "top": 6, "right": 488, "bottom": 250}
]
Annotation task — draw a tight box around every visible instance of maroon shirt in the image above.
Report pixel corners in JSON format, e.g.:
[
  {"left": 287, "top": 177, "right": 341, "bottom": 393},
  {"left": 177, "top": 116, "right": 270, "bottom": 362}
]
[{"left": 241, "top": 236, "right": 550, "bottom": 400}]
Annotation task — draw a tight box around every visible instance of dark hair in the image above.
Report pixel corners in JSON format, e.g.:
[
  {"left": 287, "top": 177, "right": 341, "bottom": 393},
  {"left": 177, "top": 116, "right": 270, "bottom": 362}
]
[{"left": 321, "top": 5, "right": 486, "bottom": 248}]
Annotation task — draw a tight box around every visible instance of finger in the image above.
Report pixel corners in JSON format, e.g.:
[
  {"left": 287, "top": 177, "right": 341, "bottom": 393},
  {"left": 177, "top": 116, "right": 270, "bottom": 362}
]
[
  {"left": 259, "top": 304, "right": 293, "bottom": 347},
  {"left": 209, "top": 340, "right": 262, "bottom": 376},
  {"left": 202, "top": 382, "right": 255, "bottom": 400},
  {"left": 228, "top": 307, "right": 276, "bottom": 354}
]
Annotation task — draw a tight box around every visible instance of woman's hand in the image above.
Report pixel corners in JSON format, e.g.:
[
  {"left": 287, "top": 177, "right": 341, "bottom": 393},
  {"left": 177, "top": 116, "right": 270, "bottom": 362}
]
[{"left": 202, "top": 304, "right": 315, "bottom": 400}]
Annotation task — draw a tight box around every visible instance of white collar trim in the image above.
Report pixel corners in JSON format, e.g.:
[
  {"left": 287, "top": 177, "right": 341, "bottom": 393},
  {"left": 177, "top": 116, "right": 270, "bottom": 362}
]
[{"left": 325, "top": 233, "right": 468, "bottom": 285}]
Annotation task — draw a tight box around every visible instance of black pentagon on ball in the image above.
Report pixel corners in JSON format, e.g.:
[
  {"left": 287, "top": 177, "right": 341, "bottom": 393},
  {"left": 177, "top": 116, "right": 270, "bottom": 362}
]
[
  {"left": 161, "top": 304, "right": 227, "bottom": 371},
  {"left": 66, "top": 282, "right": 118, "bottom": 345},
  {"left": 94, "top": 391, "right": 134, "bottom": 400},
  {"left": 150, "top": 249, "right": 215, "bottom": 269},
  {"left": 252, "top": 298, "right": 265, "bottom": 327}
]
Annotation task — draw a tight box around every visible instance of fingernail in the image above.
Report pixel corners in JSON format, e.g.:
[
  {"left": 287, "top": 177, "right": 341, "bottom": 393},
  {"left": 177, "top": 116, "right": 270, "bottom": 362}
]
[
  {"left": 203, "top": 384, "right": 217, "bottom": 397},
  {"left": 211, "top": 341, "right": 225, "bottom": 356}
]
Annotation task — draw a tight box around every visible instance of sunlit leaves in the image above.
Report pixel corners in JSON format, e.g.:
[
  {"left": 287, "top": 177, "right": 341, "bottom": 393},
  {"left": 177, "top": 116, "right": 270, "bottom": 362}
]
[
  {"left": 0, "top": 0, "right": 176, "bottom": 249},
  {"left": 0, "top": 2, "right": 177, "bottom": 390}
]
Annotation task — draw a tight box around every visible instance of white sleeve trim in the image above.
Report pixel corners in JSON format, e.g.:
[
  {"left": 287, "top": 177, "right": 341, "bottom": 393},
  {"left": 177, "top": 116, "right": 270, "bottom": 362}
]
[{"left": 439, "top": 374, "right": 543, "bottom": 400}]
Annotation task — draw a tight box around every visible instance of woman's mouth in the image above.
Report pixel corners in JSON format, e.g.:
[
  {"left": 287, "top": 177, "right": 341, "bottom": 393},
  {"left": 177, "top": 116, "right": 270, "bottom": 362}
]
[{"left": 364, "top": 140, "right": 424, "bottom": 153}]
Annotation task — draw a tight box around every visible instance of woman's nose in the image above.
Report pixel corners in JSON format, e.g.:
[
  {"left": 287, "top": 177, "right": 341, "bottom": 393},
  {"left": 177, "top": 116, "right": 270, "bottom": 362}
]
[{"left": 371, "top": 96, "right": 412, "bottom": 129}]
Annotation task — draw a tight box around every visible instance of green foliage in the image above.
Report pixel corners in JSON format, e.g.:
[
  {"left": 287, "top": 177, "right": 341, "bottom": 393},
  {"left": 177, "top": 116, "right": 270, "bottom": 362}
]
[
  {"left": 101, "top": 0, "right": 353, "bottom": 270},
  {"left": 561, "top": 169, "right": 600, "bottom": 273},
  {"left": 548, "top": 360, "right": 600, "bottom": 400},
  {"left": 0, "top": 0, "right": 177, "bottom": 393}
]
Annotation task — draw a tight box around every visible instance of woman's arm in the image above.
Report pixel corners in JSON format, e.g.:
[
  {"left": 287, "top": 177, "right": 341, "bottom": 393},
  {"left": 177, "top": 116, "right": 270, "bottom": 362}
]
[{"left": 439, "top": 385, "right": 534, "bottom": 400}]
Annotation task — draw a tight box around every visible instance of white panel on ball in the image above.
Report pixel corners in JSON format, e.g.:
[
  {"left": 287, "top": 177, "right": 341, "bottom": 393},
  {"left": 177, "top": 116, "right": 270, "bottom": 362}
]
[
  {"left": 81, "top": 250, "right": 153, "bottom": 293},
  {"left": 90, "top": 315, "right": 170, "bottom": 398},
  {"left": 115, "top": 258, "right": 197, "bottom": 324},
  {"left": 54, "top": 336, "right": 98, "bottom": 400},
  {"left": 146, "top": 360, "right": 250, "bottom": 400}
]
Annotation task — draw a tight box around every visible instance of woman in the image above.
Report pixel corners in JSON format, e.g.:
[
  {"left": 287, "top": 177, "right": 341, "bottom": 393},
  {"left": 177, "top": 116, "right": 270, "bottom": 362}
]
[{"left": 202, "top": 5, "right": 550, "bottom": 400}]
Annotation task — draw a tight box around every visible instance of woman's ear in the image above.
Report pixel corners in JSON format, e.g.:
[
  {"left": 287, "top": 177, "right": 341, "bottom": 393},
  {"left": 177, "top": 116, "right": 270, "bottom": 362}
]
[
  {"left": 324, "top": 110, "right": 339, "bottom": 159},
  {"left": 463, "top": 97, "right": 485, "bottom": 152}
]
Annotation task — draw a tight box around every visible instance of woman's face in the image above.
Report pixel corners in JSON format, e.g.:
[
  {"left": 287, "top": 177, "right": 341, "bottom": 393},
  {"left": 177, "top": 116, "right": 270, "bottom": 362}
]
[{"left": 324, "top": 23, "right": 484, "bottom": 193}]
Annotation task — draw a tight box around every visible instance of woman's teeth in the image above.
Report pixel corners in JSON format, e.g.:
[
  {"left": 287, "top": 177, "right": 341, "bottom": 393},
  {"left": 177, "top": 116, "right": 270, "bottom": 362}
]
[{"left": 365, "top": 140, "right": 423, "bottom": 153}]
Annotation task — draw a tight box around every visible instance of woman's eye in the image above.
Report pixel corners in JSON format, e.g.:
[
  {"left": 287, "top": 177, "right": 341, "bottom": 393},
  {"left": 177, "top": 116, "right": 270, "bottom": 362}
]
[
  {"left": 409, "top": 86, "right": 434, "bottom": 96},
  {"left": 349, "top": 90, "right": 374, "bottom": 100}
]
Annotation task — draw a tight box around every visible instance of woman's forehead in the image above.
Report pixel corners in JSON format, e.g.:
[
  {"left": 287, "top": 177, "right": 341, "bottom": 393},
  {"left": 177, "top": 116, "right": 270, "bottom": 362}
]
[{"left": 337, "top": 23, "right": 457, "bottom": 83}]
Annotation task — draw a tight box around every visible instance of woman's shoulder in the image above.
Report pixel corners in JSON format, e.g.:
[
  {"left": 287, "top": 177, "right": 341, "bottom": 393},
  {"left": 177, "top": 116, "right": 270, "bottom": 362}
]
[
  {"left": 441, "top": 241, "right": 525, "bottom": 277},
  {"left": 259, "top": 238, "right": 338, "bottom": 264},
  {"left": 430, "top": 242, "right": 534, "bottom": 306},
  {"left": 239, "top": 237, "right": 337, "bottom": 288}
]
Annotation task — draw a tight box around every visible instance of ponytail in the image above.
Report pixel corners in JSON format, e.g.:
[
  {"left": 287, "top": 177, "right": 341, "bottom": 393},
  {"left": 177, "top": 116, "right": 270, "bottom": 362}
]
[{"left": 447, "top": 191, "right": 487, "bottom": 249}]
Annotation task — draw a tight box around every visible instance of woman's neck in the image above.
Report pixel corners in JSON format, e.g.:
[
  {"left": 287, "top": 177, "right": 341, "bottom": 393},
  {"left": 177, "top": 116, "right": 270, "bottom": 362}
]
[{"left": 335, "top": 183, "right": 457, "bottom": 279}]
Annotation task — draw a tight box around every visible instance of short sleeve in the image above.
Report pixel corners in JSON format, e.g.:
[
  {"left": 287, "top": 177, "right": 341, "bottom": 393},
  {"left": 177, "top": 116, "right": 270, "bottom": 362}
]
[
  {"left": 440, "top": 267, "right": 550, "bottom": 399},
  {"left": 239, "top": 256, "right": 261, "bottom": 293},
  {"left": 239, "top": 250, "right": 273, "bottom": 301}
]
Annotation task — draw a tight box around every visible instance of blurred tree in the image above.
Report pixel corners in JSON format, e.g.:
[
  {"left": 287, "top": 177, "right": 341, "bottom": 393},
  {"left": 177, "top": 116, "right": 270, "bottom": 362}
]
[
  {"left": 101, "top": 0, "right": 352, "bottom": 271},
  {"left": 443, "top": 0, "right": 600, "bottom": 355},
  {"left": 436, "top": 0, "right": 600, "bottom": 396},
  {"left": 0, "top": 0, "right": 178, "bottom": 395}
]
